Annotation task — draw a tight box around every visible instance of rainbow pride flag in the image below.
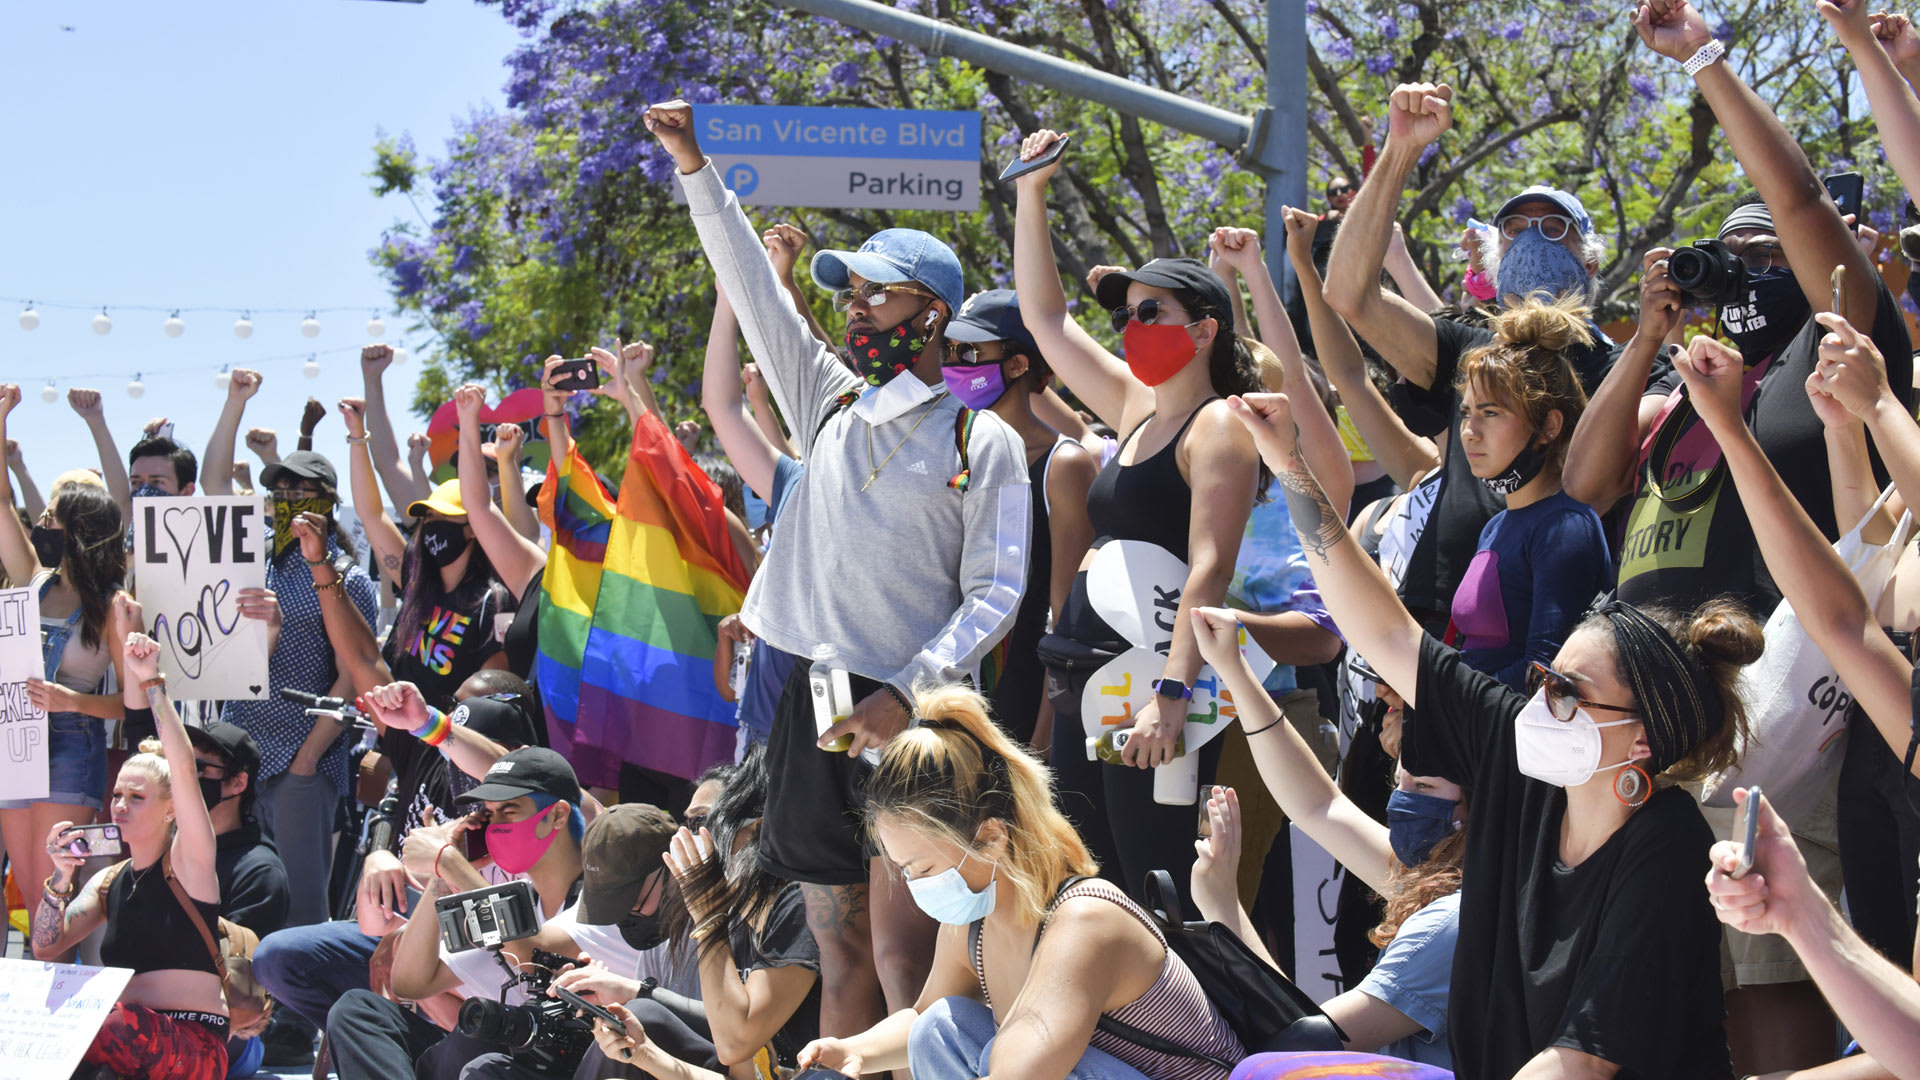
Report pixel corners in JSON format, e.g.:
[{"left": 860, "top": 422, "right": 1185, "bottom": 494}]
[{"left": 536, "top": 411, "right": 751, "bottom": 782}]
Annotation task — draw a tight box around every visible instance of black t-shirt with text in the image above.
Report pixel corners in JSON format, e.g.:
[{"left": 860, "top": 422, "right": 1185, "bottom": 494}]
[
  {"left": 1395, "top": 318, "right": 1616, "bottom": 629},
  {"left": 1403, "top": 635, "right": 1731, "bottom": 1079},
  {"left": 1621, "top": 274, "right": 1913, "bottom": 616}
]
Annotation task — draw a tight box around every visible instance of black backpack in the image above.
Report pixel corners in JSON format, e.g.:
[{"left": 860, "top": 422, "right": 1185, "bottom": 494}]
[{"left": 971, "top": 872, "right": 1346, "bottom": 1070}]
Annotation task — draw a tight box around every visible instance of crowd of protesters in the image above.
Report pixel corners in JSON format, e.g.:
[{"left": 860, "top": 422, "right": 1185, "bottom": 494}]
[{"left": 10, "top": 1, "right": 1920, "bottom": 1078}]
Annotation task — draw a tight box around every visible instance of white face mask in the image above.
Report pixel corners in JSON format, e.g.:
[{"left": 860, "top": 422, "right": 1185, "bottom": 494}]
[{"left": 1513, "top": 688, "right": 1639, "bottom": 788}]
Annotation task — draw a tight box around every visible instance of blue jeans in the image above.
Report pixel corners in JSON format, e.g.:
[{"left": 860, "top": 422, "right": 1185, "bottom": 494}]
[
  {"left": 252, "top": 920, "right": 380, "bottom": 1032},
  {"left": 909, "top": 997, "right": 1150, "bottom": 1080}
]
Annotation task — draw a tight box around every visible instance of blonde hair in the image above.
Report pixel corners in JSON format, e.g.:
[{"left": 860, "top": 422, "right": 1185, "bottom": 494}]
[
  {"left": 120, "top": 737, "right": 172, "bottom": 797},
  {"left": 865, "top": 685, "right": 1097, "bottom": 921}
]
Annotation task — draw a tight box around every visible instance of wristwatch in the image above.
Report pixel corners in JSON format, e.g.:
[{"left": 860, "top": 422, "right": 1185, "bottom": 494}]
[{"left": 1152, "top": 678, "right": 1193, "bottom": 702}]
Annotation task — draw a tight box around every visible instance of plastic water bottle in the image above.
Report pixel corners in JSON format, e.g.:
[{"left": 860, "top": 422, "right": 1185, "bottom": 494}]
[{"left": 809, "top": 644, "right": 855, "bottom": 753}]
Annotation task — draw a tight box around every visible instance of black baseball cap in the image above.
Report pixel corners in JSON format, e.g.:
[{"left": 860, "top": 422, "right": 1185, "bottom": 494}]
[
  {"left": 449, "top": 695, "right": 539, "bottom": 751},
  {"left": 187, "top": 722, "right": 261, "bottom": 781},
  {"left": 1092, "top": 257, "right": 1234, "bottom": 327},
  {"left": 575, "top": 803, "right": 679, "bottom": 925},
  {"left": 259, "top": 450, "right": 338, "bottom": 492},
  {"left": 457, "top": 747, "right": 583, "bottom": 807},
  {"left": 943, "top": 289, "right": 1041, "bottom": 360}
]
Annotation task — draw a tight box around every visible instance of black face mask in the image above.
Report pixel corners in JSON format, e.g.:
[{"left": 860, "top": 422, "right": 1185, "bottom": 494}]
[
  {"left": 617, "top": 911, "right": 666, "bottom": 951},
  {"left": 1719, "top": 268, "right": 1810, "bottom": 362},
  {"left": 420, "top": 521, "right": 471, "bottom": 568},
  {"left": 30, "top": 525, "right": 65, "bottom": 568}
]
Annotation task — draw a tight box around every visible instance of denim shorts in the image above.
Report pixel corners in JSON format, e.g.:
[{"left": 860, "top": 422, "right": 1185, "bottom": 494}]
[{"left": 0, "top": 711, "right": 107, "bottom": 811}]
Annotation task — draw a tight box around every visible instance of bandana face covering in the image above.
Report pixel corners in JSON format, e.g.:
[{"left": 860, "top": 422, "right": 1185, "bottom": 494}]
[
  {"left": 272, "top": 496, "right": 337, "bottom": 559},
  {"left": 941, "top": 363, "right": 1009, "bottom": 409},
  {"left": 847, "top": 322, "right": 930, "bottom": 387},
  {"left": 1122, "top": 320, "right": 1199, "bottom": 386}
]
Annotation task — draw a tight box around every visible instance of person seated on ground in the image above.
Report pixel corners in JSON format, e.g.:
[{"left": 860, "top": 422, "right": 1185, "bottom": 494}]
[
  {"left": 324, "top": 745, "right": 589, "bottom": 1080},
  {"left": 1230, "top": 389, "right": 1758, "bottom": 1078},
  {"left": 571, "top": 745, "right": 822, "bottom": 1080},
  {"left": 1188, "top": 607, "right": 1461, "bottom": 1069},
  {"left": 795, "top": 684, "right": 1243, "bottom": 1080},
  {"left": 33, "top": 599, "right": 229, "bottom": 1080},
  {"left": 1707, "top": 791, "right": 1920, "bottom": 1080}
]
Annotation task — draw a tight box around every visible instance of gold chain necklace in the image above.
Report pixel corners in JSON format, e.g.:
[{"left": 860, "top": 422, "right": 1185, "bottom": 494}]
[{"left": 862, "top": 402, "right": 939, "bottom": 492}]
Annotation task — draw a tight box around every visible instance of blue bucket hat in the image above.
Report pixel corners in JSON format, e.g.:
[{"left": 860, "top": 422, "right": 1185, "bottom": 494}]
[{"left": 811, "top": 228, "right": 965, "bottom": 314}]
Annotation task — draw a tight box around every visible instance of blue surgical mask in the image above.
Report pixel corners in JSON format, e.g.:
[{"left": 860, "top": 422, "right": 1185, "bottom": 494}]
[
  {"left": 1386, "top": 788, "right": 1460, "bottom": 867},
  {"left": 1495, "top": 228, "right": 1590, "bottom": 306},
  {"left": 906, "top": 849, "right": 998, "bottom": 925}
]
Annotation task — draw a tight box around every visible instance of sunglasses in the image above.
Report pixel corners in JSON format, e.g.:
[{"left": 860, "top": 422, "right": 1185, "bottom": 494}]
[
  {"left": 830, "top": 281, "right": 940, "bottom": 312},
  {"left": 1108, "top": 297, "right": 1202, "bottom": 335},
  {"left": 1497, "top": 213, "right": 1577, "bottom": 242},
  {"left": 1525, "top": 662, "right": 1637, "bottom": 723}
]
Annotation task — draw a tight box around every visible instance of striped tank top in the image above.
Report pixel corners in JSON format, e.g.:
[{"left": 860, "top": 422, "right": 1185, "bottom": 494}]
[{"left": 971, "top": 878, "right": 1243, "bottom": 1080}]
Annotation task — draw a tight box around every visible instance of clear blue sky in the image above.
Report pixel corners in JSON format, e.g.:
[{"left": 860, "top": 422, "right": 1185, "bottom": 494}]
[{"left": 0, "top": 0, "right": 522, "bottom": 495}]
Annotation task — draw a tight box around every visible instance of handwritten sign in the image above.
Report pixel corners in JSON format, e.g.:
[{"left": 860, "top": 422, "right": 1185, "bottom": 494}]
[
  {"left": 0, "top": 589, "right": 48, "bottom": 802},
  {"left": 132, "top": 496, "right": 270, "bottom": 700},
  {"left": 0, "top": 959, "right": 133, "bottom": 1080}
]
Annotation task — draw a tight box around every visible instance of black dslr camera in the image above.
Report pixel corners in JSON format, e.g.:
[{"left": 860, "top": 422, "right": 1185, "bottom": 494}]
[
  {"left": 435, "top": 881, "right": 595, "bottom": 1074},
  {"left": 1667, "top": 239, "right": 1748, "bottom": 307}
]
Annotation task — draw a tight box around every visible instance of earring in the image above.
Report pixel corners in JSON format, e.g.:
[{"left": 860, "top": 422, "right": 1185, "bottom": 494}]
[{"left": 1612, "top": 764, "right": 1651, "bottom": 808}]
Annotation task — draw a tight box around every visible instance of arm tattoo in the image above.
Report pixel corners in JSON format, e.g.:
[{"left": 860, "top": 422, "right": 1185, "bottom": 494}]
[
  {"left": 31, "top": 891, "right": 66, "bottom": 952},
  {"left": 1279, "top": 445, "right": 1346, "bottom": 564}
]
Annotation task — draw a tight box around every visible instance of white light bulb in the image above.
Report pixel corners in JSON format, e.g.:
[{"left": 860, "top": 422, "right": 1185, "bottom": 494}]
[
  {"left": 303, "top": 359, "right": 320, "bottom": 379},
  {"left": 92, "top": 311, "right": 112, "bottom": 335},
  {"left": 127, "top": 376, "right": 145, "bottom": 399},
  {"left": 164, "top": 314, "right": 185, "bottom": 338},
  {"left": 391, "top": 346, "right": 408, "bottom": 365},
  {"left": 366, "top": 315, "right": 386, "bottom": 339},
  {"left": 214, "top": 368, "right": 231, "bottom": 391},
  {"left": 39, "top": 383, "right": 56, "bottom": 403},
  {"left": 18, "top": 307, "right": 39, "bottom": 331},
  {"left": 300, "top": 316, "right": 321, "bottom": 339},
  {"left": 233, "top": 316, "right": 253, "bottom": 339}
]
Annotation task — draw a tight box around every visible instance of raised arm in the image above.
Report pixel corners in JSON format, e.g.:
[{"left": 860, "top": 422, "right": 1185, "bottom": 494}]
[
  {"left": 1676, "top": 331, "right": 1919, "bottom": 777},
  {"left": 360, "top": 345, "right": 429, "bottom": 509},
  {"left": 1192, "top": 608, "right": 1397, "bottom": 893},
  {"left": 453, "top": 385, "right": 545, "bottom": 600},
  {"left": 1216, "top": 226, "right": 1355, "bottom": 517},
  {"left": 1637, "top": 0, "right": 1880, "bottom": 332},
  {"left": 200, "top": 371, "right": 260, "bottom": 498},
  {"left": 1010, "top": 129, "right": 1154, "bottom": 433},
  {"left": 1284, "top": 208, "right": 1440, "bottom": 490},
  {"left": 1228, "top": 393, "right": 1426, "bottom": 702},
  {"left": 1564, "top": 250, "right": 1675, "bottom": 512},
  {"left": 66, "top": 390, "right": 130, "bottom": 516},
  {"left": 339, "top": 397, "right": 409, "bottom": 588},
  {"left": 6, "top": 438, "right": 45, "bottom": 522},
  {"left": 1322, "top": 84, "right": 1450, "bottom": 390},
  {"left": 700, "top": 284, "right": 784, "bottom": 501}
]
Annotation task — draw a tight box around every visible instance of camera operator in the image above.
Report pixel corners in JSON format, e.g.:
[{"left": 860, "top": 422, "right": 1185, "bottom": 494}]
[{"left": 323, "top": 746, "right": 587, "bottom": 1080}]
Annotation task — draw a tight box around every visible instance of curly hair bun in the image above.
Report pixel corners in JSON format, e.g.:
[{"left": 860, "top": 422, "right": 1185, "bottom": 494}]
[{"left": 1487, "top": 294, "right": 1595, "bottom": 354}]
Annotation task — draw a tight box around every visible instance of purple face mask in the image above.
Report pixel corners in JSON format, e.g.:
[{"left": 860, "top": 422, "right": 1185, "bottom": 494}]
[{"left": 942, "top": 363, "right": 1009, "bottom": 409}]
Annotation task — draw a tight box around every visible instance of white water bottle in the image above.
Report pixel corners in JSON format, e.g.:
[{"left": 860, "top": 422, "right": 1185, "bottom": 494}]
[{"left": 808, "top": 644, "right": 855, "bottom": 753}]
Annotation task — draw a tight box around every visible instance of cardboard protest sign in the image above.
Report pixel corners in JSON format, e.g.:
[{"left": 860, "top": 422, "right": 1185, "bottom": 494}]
[
  {"left": 0, "top": 960, "right": 133, "bottom": 1080},
  {"left": 132, "top": 496, "right": 270, "bottom": 700},
  {"left": 0, "top": 588, "right": 48, "bottom": 802}
]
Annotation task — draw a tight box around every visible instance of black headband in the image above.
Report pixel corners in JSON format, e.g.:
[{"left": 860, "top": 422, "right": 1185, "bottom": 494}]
[{"left": 1595, "top": 601, "right": 1724, "bottom": 773}]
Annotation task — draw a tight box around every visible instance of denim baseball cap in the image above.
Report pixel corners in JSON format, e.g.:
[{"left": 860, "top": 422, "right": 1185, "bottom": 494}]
[
  {"left": 811, "top": 228, "right": 965, "bottom": 313},
  {"left": 943, "top": 290, "right": 1041, "bottom": 360},
  {"left": 1494, "top": 185, "right": 1595, "bottom": 239}
]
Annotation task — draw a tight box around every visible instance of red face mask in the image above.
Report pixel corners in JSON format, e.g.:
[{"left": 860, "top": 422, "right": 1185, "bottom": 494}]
[{"left": 1122, "top": 320, "right": 1199, "bottom": 386}]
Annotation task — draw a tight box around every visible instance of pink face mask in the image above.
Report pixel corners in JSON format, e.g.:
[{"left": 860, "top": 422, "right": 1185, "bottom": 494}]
[{"left": 487, "top": 810, "right": 562, "bottom": 874}]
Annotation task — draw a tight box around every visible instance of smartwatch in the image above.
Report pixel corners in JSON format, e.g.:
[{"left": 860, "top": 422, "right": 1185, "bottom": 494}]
[{"left": 1152, "top": 678, "right": 1193, "bottom": 702}]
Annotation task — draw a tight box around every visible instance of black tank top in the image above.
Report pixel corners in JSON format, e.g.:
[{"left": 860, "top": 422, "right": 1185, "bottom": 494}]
[
  {"left": 987, "top": 439, "right": 1066, "bottom": 742},
  {"left": 1055, "top": 404, "right": 1211, "bottom": 650},
  {"left": 99, "top": 859, "right": 224, "bottom": 977}
]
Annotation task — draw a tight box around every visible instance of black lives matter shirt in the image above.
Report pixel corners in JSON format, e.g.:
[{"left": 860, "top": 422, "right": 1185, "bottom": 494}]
[
  {"left": 1395, "top": 319, "right": 1616, "bottom": 631},
  {"left": 1403, "top": 635, "right": 1732, "bottom": 1079},
  {"left": 1619, "top": 276, "right": 1913, "bottom": 616}
]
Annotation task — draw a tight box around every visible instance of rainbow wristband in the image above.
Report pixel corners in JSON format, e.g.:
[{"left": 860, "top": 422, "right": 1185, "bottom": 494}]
[{"left": 411, "top": 707, "right": 452, "bottom": 747}]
